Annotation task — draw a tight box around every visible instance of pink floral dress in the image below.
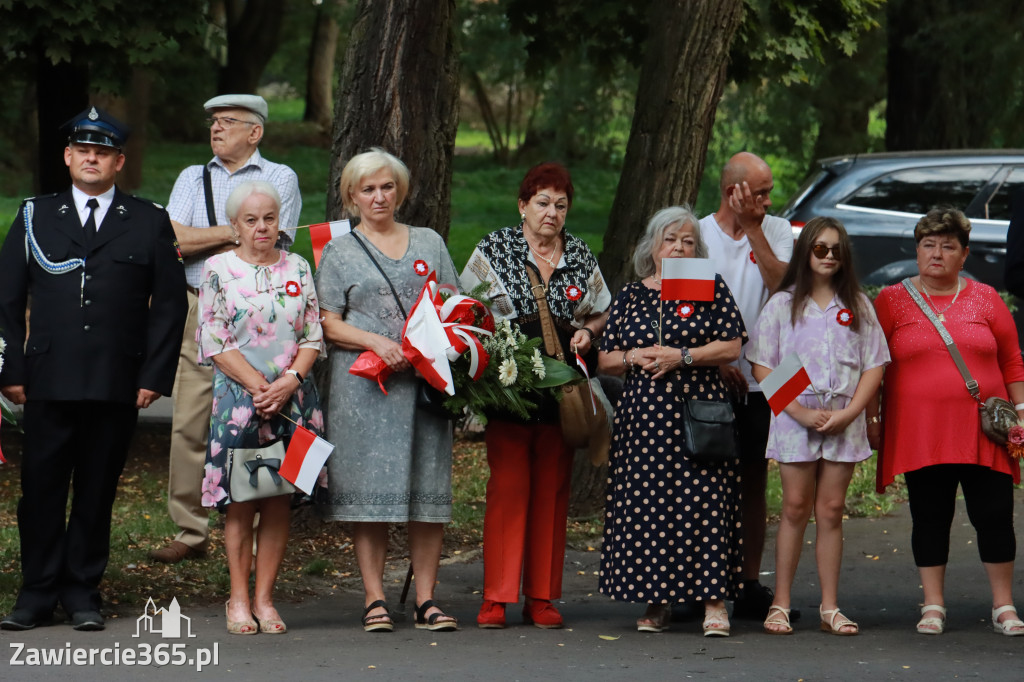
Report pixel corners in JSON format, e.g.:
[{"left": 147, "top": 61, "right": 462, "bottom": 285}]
[{"left": 196, "top": 250, "right": 324, "bottom": 509}]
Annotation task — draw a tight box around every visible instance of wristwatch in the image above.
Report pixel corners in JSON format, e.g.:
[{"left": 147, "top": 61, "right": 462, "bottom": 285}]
[
  {"left": 681, "top": 347, "right": 693, "bottom": 366},
  {"left": 286, "top": 369, "right": 303, "bottom": 384}
]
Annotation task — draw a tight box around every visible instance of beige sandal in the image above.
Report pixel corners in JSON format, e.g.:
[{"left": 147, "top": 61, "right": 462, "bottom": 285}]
[
  {"left": 763, "top": 605, "right": 793, "bottom": 635},
  {"left": 916, "top": 604, "right": 945, "bottom": 635},
  {"left": 225, "top": 601, "right": 257, "bottom": 635},
  {"left": 702, "top": 606, "right": 730, "bottom": 637},
  {"left": 819, "top": 606, "right": 858, "bottom": 636}
]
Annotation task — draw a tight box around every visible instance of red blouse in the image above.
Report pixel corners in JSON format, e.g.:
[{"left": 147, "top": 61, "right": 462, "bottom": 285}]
[{"left": 874, "top": 280, "right": 1024, "bottom": 491}]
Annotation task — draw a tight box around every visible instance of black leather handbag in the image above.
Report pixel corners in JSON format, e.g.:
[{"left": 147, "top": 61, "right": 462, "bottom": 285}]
[{"left": 679, "top": 399, "right": 738, "bottom": 463}]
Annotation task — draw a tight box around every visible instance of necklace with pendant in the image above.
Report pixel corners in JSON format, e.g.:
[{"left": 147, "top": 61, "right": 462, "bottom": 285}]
[
  {"left": 920, "top": 278, "right": 961, "bottom": 321},
  {"left": 529, "top": 241, "right": 560, "bottom": 267}
]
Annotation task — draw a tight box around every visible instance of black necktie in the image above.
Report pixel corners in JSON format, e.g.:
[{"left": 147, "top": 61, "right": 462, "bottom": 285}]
[{"left": 83, "top": 198, "right": 99, "bottom": 242}]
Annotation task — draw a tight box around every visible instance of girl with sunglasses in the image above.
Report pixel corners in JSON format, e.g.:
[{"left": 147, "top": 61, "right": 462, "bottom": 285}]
[{"left": 746, "top": 216, "right": 889, "bottom": 635}]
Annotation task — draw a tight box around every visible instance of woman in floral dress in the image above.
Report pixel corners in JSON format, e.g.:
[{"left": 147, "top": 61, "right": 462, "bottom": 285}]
[
  {"left": 197, "top": 181, "right": 323, "bottom": 635},
  {"left": 598, "top": 206, "right": 746, "bottom": 637}
]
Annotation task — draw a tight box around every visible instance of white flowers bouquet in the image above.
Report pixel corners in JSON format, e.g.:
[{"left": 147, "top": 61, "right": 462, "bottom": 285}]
[{"left": 442, "top": 316, "right": 579, "bottom": 423}]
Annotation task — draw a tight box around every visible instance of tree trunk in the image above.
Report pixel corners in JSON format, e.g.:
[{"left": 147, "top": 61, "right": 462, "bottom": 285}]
[
  {"left": 466, "top": 69, "right": 509, "bottom": 164},
  {"left": 36, "top": 49, "right": 89, "bottom": 194},
  {"left": 218, "top": 0, "right": 285, "bottom": 95},
  {"left": 598, "top": 0, "right": 744, "bottom": 291},
  {"left": 118, "top": 68, "right": 152, "bottom": 192},
  {"left": 304, "top": 0, "right": 342, "bottom": 130},
  {"left": 327, "top": 0, "right": 460, "bottom": 238}
]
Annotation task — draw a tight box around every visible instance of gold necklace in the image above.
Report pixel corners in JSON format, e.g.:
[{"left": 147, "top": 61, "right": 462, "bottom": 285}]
[
  {"left": 529, "top": 241, "right": 560, "bottom": 267},
  {"left": 919, "top": 278, "right": 961, "bottom": 321}
]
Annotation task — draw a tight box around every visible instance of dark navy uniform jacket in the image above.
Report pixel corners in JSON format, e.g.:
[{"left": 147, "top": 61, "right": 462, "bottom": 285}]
[{"left": 0, "top": 187, "right": 187, "bottom": 403}]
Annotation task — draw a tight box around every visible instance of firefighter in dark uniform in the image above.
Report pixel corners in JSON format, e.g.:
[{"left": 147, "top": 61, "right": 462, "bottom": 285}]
[{"left": 0, "top": 107, "right": 187, "bottom": 631}]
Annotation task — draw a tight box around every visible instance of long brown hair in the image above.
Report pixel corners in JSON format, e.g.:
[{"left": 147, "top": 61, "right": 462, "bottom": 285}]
[{"left": 776, "top": 216, "right": 866, "bottom": 332}]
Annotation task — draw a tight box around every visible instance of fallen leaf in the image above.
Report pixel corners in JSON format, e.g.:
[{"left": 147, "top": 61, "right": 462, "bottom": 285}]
[{"left": 599, "top": 635, "right": 620, "bottom": 641}]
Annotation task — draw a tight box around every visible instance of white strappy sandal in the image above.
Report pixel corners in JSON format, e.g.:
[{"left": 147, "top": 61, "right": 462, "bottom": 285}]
[
  {"left": 916, "top": 604, "right": 946, "bottom": 635},
  {"left": 992, "top": 605, "right": 1024, "bottom": 636}
]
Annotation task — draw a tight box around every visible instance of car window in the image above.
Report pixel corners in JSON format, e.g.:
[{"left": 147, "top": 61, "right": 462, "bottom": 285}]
[
  {"left": 841, "top": 165, "right": 999, "bottom": 214},
  {"left": 981, "top": 167, "right": 1024, "bottom": 220}
]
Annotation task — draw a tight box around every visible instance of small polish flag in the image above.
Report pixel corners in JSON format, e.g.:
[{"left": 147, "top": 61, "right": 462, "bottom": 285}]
[
  {"left": 575, "top": 351, "right": 596, "bottom": 415},
  {"left": 661, "top": 258, "right": 716, "bottom": 301},
  {"left": 309, "top": 219, "right": 352, "bottom": 267},
  {"left": 759, "top": 352, "right": 813, "bottom": 416},
  {"left": 279, "top": 425, "right": 335, "bottom": 494}
]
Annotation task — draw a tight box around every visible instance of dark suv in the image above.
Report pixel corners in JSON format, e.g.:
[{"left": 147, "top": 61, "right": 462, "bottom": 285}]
[{"left": 780, "top": 150, "right": 1024, "bottom": 288}]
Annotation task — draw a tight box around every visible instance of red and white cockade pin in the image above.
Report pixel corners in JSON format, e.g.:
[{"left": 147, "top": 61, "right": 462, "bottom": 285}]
[
  {"left": 565, "top": 284, "right": 582, "bottom": 301},
  {"left": 285, "top": 281, "right": 301, "bottom": 297},
  {"left": 837, "top": 308, "right": 853, "bottom": 326},
  {"left": 749, "top": 251, "right": 757, "bottom": 264},
  {"left": 413, "top": 259, "right": 429, "bottom": 276},
  {"left": 676, "top": 302, "right": 695, "bottom": 319}
]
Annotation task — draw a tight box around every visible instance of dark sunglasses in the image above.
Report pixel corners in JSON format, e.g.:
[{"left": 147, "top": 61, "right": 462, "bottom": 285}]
[{"left": 811, "top": 243, "right": 841, "bottom": 259}]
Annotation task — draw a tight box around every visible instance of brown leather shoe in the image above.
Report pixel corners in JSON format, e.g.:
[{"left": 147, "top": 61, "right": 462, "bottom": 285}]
[{"left": 148, "top": 541, "right": 205, "bottom": 564}]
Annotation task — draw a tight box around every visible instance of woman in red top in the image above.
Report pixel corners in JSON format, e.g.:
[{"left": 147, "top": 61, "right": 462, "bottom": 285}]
[{"left": 869, "top": 208, "right": 1024, "bottom": 636}]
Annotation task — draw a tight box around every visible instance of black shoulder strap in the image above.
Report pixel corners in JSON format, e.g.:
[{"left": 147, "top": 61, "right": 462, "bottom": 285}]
[
  {"left": 350, "top": 230, "right": 408, "bottom": 318},
  {"left": 203, "top": 166, "right": 217, "bottom": 227}
]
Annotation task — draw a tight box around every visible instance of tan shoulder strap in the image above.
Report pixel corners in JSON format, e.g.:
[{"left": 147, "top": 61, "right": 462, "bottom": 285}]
[{"left": 525, "top": 264, "right": 565, "bottom": 362}]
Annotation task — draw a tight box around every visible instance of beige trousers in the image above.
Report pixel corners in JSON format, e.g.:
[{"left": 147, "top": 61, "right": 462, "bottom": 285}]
[{"left": 166, "top": 290, "right": 213, "bottom": 550}]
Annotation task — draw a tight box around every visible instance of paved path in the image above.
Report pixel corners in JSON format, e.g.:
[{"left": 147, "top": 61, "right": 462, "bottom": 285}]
[{"left": 4, "top": 492, "right": 1024, "bottom": 680}]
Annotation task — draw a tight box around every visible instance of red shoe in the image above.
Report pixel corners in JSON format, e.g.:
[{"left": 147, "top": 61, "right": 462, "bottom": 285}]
[
  {"left": 477, "top": 600, "right": 506, "bottom": 629},
  {"left": 523, "top": 599, "right": 564, "bottom": 629}
]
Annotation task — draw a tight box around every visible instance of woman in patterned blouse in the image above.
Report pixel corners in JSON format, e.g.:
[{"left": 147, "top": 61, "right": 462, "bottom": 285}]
[{"left": 460, "top": 162, "right": 611, "bottom": 629}]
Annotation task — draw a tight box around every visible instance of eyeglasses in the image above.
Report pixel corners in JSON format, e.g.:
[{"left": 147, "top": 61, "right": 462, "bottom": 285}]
[
  {"left": 811, "top": 243, "right": 841, "bottom": 259},
  {"left": 206, "top": 116, "right": 258, "bottom": 129}
]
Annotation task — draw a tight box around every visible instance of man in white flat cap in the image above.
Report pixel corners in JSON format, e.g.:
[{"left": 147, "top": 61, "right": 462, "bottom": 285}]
[{"left": 149, "top": 94, "right": 302, "bottom": 564}]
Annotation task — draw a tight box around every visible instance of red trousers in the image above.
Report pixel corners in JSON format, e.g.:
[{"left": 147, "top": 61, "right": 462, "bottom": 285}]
[{"left": 483, "top": 420, "right": 575, "bottom": 603}]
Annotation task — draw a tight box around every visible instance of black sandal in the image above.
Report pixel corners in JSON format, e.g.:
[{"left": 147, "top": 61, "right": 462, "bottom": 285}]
[
  {"left": 362, "top": 600, "right": 394, "bottom": 633},
  {"left": 415, "top": 600, "right": 458, "bottom": 632}
]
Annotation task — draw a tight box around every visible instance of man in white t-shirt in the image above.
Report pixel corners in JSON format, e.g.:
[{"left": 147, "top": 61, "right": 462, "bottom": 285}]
[{"left": 700, "top": 152, "right": 794, "bottom": 620}]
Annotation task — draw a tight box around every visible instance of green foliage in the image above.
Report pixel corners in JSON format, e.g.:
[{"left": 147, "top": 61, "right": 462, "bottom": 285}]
[
  {"left": 0, "top": 0, "right": 207, "bottom": 80},
  {"left": 731, "top": 0, "right": 885, "bottom": 86},
  {"left": 460, "top": 0, "right": 640, "bottom": 164}
]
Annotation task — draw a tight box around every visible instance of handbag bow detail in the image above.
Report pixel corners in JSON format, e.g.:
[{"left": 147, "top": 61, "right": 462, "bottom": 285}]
[{"left": 244, "top": 454, "right": 284, "bottom": 488}]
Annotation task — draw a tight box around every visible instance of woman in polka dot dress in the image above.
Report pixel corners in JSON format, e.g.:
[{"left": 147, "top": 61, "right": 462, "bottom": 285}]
[
  {"left": 747, "top": 217, "right": 888, "bottom": 636},
  {"left": 598, "top": 206, "right": 746, "bottom": 637}
]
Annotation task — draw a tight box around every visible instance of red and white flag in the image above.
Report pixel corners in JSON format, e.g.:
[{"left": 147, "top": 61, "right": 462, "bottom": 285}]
[
  {"left": 575, "top": 351, "right": 596, "bottom": 415},
  {"left": 661, "top": 258, "right": 716, "bottom": 301},
  {"left": 402, "top": 272, "right": 456, "bottom": 395},
  {"left": 759, "top": 351, "right": 812, "bottom": 416},
  {"left": 279, "top": 426, "right": 335, "bottom": 494},
  {"left": 309, "top": 219, "right": 351, "bottom": 267}
]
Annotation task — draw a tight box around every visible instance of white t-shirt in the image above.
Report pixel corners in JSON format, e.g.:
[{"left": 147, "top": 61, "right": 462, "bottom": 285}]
[{"left": 700, "top": 213, "right": 793, "bottom": 392}]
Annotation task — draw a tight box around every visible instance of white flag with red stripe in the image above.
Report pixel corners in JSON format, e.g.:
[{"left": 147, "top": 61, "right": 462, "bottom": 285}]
[
  {"left": 759, "top": 352, "right": 812, "bottom": 416},
  {"left": 402, "top": 272, "right": 456, "bottom": 395},
  {"left": 575, "top": 351, "right": 596, "bottom": 415},
  {"left": 661, "top": 258, "right": 716, "bottom": 301},
  {"left": 279, "top": 426, "right": 335, "bottom": 494},
  {"left": 309, "top": 220, "right": 351, "bottom": 267}
]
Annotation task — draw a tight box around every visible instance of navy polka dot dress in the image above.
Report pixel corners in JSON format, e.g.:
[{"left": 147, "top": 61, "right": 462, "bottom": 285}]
[{"left": 599, "top": 277, "right": 746, "bottom": 604}]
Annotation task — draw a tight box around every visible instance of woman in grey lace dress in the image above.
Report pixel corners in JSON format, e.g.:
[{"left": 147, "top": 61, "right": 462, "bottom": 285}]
[{"left": 315, "top": 149, "right": 460, "bottom": 633}]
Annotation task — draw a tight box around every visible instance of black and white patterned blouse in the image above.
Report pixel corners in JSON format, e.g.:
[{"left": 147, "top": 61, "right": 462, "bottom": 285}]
[
  {"left": 460, "top": 224, "right": 611, "bottom": 422},
  {"left": 460, "top": 224, "right": 610, "bottom": 332}
]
